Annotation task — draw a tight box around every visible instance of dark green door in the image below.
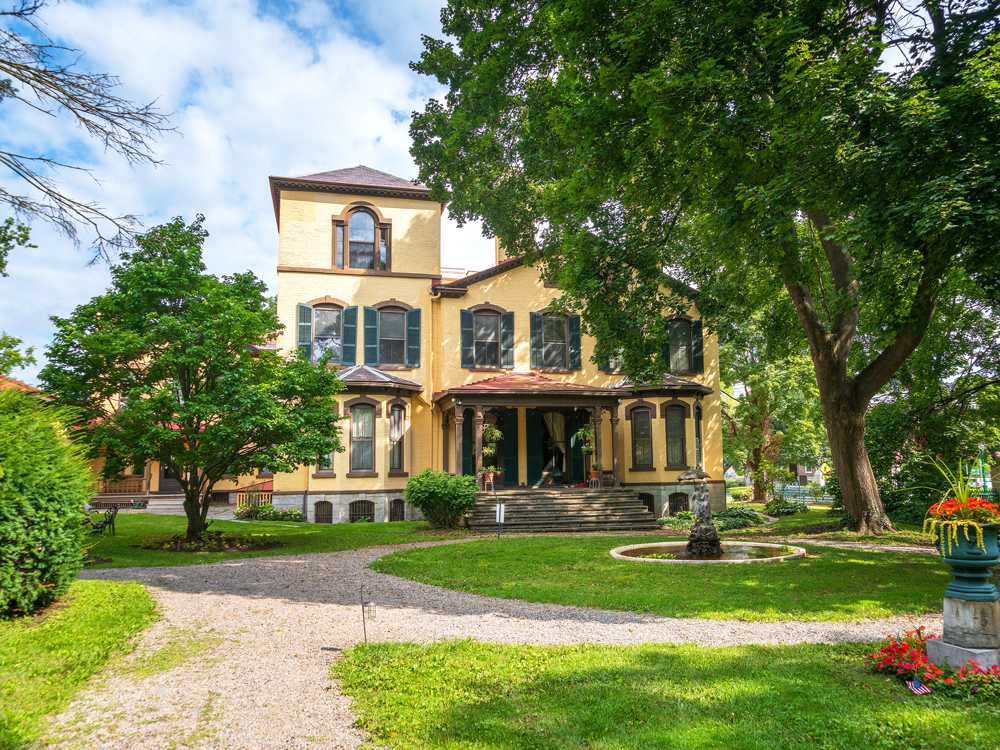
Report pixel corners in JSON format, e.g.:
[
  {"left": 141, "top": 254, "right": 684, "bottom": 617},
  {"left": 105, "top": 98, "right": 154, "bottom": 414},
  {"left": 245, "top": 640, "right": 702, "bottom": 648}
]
[
  {"left": 501, "top": 409, "right": 519, "bottom": 486},
  {"left": 462, "top": 409, "right": 474, "bottom": 476},
  {"left": 570, "top": 410, "right": 586, "bottom": 484},
  {"left": 525, "top": 408, "right": 545, "bottom": 486}
]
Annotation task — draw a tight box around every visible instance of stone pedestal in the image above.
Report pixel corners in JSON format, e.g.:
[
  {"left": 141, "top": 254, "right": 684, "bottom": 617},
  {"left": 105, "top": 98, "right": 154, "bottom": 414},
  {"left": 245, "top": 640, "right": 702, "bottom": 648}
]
[{"left": 928, "top": 597, "right": 1000, "bottom": 670}]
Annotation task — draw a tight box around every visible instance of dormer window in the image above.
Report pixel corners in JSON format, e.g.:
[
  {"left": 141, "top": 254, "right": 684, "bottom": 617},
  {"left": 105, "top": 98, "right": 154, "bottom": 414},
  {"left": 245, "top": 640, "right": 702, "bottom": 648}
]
[{"left": 334, "top": 205, "right": 390, "bottom": 271}]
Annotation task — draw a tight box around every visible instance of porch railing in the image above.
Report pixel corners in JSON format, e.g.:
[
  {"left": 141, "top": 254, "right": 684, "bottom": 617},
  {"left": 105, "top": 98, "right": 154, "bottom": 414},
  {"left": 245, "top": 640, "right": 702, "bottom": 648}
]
[
  {"left": 236, "top": 487, "right": 272, "bottom": 508},
  {"left": 96, "top": 477, "right": 146, "bottom": 495}
]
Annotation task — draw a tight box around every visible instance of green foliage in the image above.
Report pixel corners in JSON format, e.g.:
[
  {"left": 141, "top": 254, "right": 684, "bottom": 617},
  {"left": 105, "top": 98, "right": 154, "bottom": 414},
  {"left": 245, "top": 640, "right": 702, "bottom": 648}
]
[
  {"left": 139, "top": 529, "right": 280, "bottom": 552},
  {"left": 336, "top": 640, "right": 1000, "bottom": 750},
  {"left": 764, "top": 498, "right": 811, "bottom": 517},
  {"left": 713, "top": 507, "right": 766, "bottom": 531},
  {"left": 232, "top": 503, "right": 305, "bottom": 522},
  {"left": 373, "top": 536, "right": 948, "bottom": 622},
  {"left": 40, "top": 216, "right": 344, "bottom": 540},
  {"left": 481, "top": 424, "right": 503, "bottom": 459},
  {"left": 403, "top": 469, "right": 479, "bottom": 528},
  {"left": 729, "top": 486, "right": 752, "bottom": 500},
  {"left": 0, "top": 389, "right": 94, "bottom": 618},
  {"left": 0, "top": 332, "right": 35, "bottom": 376},
  {"left": 0, "top": 217, "right": 33, "bottom": 278},
  {"left": 0, "top": 580, "right": 157, "bottom": 748},
  {"left": 657, "top": 511, "right": 694, "bottom": 529}
]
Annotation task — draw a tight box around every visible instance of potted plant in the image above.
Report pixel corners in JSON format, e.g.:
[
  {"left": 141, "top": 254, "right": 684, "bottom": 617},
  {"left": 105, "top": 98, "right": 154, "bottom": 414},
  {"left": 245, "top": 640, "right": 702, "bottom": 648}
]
[
  {"left": 921, "top": 458, "right": 1000, "bottom": 601},
  {"left": 590, "top": 462, "right": 603, "bottom": 480},
  {"left": 574, "top": 426, "right": 596, "bottom": 453},
  {"left": 478, "top": 466, "right": 502, "bottom": 483}
]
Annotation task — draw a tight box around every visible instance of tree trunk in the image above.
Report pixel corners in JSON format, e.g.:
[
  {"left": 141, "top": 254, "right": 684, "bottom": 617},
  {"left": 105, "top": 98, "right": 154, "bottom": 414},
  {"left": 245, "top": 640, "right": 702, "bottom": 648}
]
[
  {"left": 821, "top": 390, "right": 894, "bottom": 534},
  {"left": 749, "top": 448, "right": 766, "bottom": 504},
  {"left": 184, "top": 487, "right": 208, "bottom": 541}
]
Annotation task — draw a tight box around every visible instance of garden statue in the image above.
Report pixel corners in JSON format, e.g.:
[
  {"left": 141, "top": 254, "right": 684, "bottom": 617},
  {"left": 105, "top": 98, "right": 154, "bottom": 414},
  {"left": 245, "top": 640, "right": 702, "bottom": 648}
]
[{"left": 678, "top": 469, "right": 723, "bottom": 557}]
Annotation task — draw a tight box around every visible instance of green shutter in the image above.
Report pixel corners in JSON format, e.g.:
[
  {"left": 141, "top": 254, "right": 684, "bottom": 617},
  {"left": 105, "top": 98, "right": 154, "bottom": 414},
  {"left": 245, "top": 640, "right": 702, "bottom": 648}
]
[
  {"left": 460, "top": 309, "right": 475, "bottom": 368},
  {"left": 692, "top": 319, "right": 704, "bottom": 373},
  {"left": 297, "top": 303, "right": 312, "bottom": 361},
  {"left": 568, "top": 315, "right": 582, "bottom": 370},
  {"left": 500, "top": 311, "right": 514, "bottom": 369},
  {"left": 363, "top": 307, "right": 379, "bottom": 366},
  {"left": 341, "top": 306, "right": 358, "bottom": 365},
  {"left": 661, "top": 320, "right": 671, "bottom": 373},
  {"left": 530, "top": 312, "right": 543, "bottom": 369},
  {"left": 406, "top": 309, "right": 421, "bottom": 368},
  {"left": 501, "top": 408, "right": 519, "bottom": 486}
]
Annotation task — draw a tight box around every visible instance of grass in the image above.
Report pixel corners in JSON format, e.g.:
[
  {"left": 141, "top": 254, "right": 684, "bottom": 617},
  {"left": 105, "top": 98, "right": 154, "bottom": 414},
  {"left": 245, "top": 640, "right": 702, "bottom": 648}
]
[
  {"left": 84, "top": 514, "right": 469, "bottom": 568},
  {"left": 335, "top": 640, "right": 1000, "bottom": 750},
  {"left": 0, "top": 580, "right": 158, "bottom": 749},
  {"left": 371, "top": 536, "right": 950, "bottom": 621},
  {"left": 726, "top": 508, "right": 935, "bottom": 547}
]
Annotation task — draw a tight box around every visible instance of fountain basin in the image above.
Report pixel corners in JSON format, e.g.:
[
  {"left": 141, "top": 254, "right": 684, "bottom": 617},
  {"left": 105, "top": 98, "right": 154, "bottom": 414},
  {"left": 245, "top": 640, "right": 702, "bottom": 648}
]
[{"left": 610, "top": 541, "right": 806, "bottom": 564}]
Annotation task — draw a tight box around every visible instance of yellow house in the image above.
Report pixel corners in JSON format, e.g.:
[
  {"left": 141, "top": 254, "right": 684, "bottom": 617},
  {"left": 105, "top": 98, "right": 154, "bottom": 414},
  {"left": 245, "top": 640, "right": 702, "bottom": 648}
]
[{"left": 266, "top": 165, "right": 725, "bottom": 525}]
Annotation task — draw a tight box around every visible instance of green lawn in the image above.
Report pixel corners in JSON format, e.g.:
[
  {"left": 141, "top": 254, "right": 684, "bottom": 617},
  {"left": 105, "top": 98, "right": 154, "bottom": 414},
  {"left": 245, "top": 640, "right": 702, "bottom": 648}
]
[
  {"left": 335, "top": 640, "right": 1000, "bottom": 750},
  {"left": 0, "top": 580, "right": 158, "bottom": 749},
  {"left": 371, "top": 536, "right": 949, "bottom": 621},
  {"left": 726, "top": 508, "right": 934, "bottom": 547},
  {"left": 84, "top": 514, "right": 469, "bottom": 568}
]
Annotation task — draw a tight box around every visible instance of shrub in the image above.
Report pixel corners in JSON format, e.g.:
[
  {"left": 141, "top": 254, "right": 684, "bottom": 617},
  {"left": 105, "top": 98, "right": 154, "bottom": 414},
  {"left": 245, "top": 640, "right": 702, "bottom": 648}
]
[
  {"left": 140, "top": 529, "right": 280, "bottom": 551},
  {"left": 713, "top": 507, "right": 766, "bottom": 530},
  {"left": 233, "top": 503, "right": 305, "bottom": 522},
  {"left": 657, "top": 510, "right": 695, "bottom": 529},
  {"left": 763, "top": 498, "right": 810, "bottom": 516},
  {"left": 0, "top": 390, "right": 95, "bottom": 618},
  {"left": 403, "top": 469, "right": 479, "bottom": 528},
  {"left": 729, "top": 486, "right": 752, "bottom": 500}
]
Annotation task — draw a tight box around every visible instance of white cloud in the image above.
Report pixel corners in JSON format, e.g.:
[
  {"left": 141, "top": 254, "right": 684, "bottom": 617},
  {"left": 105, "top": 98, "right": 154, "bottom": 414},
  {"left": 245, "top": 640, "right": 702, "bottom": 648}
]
[{"left": 0, "top": 0, "right": 494, "bottom": 384}]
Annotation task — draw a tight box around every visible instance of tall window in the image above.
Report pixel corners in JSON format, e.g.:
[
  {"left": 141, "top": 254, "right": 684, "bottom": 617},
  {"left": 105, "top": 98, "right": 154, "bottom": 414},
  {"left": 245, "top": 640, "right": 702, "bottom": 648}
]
[
  {"left": 694, "top": 404, "right": 703, "bottom": 470},
  {"left": 631, "top": 408, "right": 653, "bottom": 469},
  {"left": 351, "top": 406, "right": 375, "bottom": 471},
  {"left": 349, "top": 211, "right": 376, "bottom": 269},
  {"left": 666, "top": 405, "right": 686, "bottom": 467},
  {"left": 389, "top": 405, "right": 404, "bottom": 471},
  {"left": 543, "top": 314, "right": 567, "bottom": 368},
  {"left": 474, "top": 312, "right": 500, "bottom": 367},
  {"left": 668, "top": 320, "right": 692, "bottom": 372},
  {"left": 313, "top": 307, "right": 342, "bottom": 363},
  {"left": 379, "top": 308, "right": 406, "bottom": 364},
  {"left": 335, "top": 225, "right": 344, "bottom": 268}
]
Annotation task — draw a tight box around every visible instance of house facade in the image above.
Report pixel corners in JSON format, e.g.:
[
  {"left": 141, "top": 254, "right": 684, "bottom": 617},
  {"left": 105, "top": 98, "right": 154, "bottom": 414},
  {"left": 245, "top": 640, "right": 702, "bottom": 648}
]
[{"left": 267, "top": 166, "right": 726, "bottom": 524}]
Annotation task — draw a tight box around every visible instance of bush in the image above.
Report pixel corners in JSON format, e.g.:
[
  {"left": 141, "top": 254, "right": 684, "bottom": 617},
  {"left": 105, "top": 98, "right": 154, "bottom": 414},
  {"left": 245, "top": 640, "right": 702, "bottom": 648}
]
[
  {"left": 233, "top": 503, "right": 305, "bottom": 522},
  {"left": 140, "top": 529, "right": 280, "bottom": 551},
  {"left": 657, "top": 510, "right": 695, "bottom": 529},
  {"left": 0, "top": 390, "right": 95, "bottom": 619},
  {"left": 729, "top": 486, "right": 752, "bottom": 500},
  {"left": 713, "top": 507, "right": 766, "bottom": 530},
  {"left": 403, "top": 469, "right": 479, "bottom": 528},
  {"left": 763, "top": 498, "right": 810, "bottom": 516}
]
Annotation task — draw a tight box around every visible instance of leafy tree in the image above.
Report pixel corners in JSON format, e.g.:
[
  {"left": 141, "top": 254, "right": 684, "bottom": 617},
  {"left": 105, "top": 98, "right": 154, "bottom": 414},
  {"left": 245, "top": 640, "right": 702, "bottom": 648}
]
[
  {"left": 409, "top": 0, "right": 1000, "bottom": 532},
  {"left": 1, "top": 1, "right": 169, "bottom": 252},
  {"left": 41, "top": 216, "right": 344, "bottom": 540},
  {"left": 0, "top": 217, "right": 36, "bottom": 374}
]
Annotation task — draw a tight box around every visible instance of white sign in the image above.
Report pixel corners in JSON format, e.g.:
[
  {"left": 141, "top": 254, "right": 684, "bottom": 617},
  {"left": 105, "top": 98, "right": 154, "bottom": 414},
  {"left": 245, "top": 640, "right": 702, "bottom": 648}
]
[{"left": 495, "top": 503, "right": 505, "bottom": 524}]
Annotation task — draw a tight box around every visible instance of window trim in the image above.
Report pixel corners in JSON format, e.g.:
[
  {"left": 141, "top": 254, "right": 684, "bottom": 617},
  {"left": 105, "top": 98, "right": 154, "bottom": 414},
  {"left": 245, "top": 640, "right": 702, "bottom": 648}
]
[
  {"left": 629, "top": 406, "right": 655, "bottom": 471},
  {"left": 388, "top": 403, "right": 406, "bottom": 476},
  {"left": 664, "top": 404, "right": 688, "bottom": 470},
  {"left": 666, "top": 317, "right": 694, "bottom": 374},
  {"left": 331, "top": 202, "right": 393, "bottom": 273},
  {"left": 311, "top": 303, "right": 344, "bottom": 365},
  {"left": 541, "top": 313, "right": 569, "bottom": 370},
  {"left": 694, "top": 403, "right": 703, "bottom": 470},
  {"left": 377, "top": 306, "right": 407, "bottom": 366},
  {"left": 473, "top": 310, "right": 501, "bottom": 368},
  {"left": 347, "top": 403, "right": 378, "bottom": 477}
]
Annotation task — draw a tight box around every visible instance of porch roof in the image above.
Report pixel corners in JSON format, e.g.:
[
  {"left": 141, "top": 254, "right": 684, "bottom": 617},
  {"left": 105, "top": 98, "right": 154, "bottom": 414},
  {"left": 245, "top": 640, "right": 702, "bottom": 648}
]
[
  {"left": 613, "top": 374, "right": 713, "bottom": 396},
  {"left": 338, "top": 365, "right": 423, "bottom": 393},
  {"left": 433, "top": 372, "right": 622, "bottom": 408}
]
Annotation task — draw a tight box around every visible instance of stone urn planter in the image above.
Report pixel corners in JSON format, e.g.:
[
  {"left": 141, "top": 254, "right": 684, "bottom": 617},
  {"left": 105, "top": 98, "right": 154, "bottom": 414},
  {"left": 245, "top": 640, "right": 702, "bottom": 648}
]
[{"left": 935, "top": 523, "right": 1000, "bottom": 601}]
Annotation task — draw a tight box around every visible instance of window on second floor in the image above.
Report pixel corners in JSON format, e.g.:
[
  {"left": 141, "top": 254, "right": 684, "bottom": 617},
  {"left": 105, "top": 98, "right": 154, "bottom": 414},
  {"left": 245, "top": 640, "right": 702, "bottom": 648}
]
[
  {"left": 314, "top": 307, "right": 342, "bottom": 362},
  {"left": 461, "top": 309, "right": 513, "bottom": 369},
  {"left": 529, "top": 312, "right": 581, "bottom": 370},
  {"left": 378, "top": 308, "right": 406, "bottom": 365},
  {"left": 663, "top": 318, "right": 705, "bottom": 374},
  {"left": 475, "top": 312, "right": 500, "bottom": 367},
  {"left": 543, "top": 315, "right": 567, "bottom": 368}
]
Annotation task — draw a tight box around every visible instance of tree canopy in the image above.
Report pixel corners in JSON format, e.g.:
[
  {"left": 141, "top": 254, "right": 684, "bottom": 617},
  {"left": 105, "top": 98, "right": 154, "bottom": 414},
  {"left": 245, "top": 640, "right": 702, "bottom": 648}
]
[
  {"left": 41, "top": 216, "right": 344, "bottom": 539},
  {"left": 410, "top": 0, "right": 1000, "bottom": 532}
]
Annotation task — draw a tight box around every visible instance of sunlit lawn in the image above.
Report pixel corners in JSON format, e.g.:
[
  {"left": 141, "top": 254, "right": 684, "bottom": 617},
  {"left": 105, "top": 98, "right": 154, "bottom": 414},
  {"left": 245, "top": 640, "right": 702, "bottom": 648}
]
[
  {"left": 726, "top": 508, "right": 934, "bottom": 547},
  {"left": 371, "top": 535, "right": 948, "bottom": 622}
]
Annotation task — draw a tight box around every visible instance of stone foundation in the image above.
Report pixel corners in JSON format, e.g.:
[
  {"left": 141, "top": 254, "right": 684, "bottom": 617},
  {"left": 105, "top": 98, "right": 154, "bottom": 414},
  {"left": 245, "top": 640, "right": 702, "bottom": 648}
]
[
  {"left": 271, "top": 492, "right": 422, "bottom": 524},
  {"left": 623, "top": 482, "right": 727, "bottom": 518}
]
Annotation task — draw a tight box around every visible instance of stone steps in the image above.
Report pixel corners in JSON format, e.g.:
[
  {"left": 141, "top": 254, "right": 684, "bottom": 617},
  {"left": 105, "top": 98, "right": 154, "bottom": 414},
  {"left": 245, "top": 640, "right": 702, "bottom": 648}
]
[{"left": 468, "top": 489, "right": 658, "bottom": 533}]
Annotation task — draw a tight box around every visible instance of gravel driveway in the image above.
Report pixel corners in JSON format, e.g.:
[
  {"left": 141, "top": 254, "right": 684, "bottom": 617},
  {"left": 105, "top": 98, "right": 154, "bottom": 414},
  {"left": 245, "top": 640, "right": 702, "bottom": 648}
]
[{"left": 46, "top": 541, "right": 942, "bottom": 749}]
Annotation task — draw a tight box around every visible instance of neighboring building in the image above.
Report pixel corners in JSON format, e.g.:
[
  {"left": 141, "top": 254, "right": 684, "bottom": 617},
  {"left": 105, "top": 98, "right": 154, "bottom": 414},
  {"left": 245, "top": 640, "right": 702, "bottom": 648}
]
[{"left": 268, "top": 165, "right": 725, "bottom": 523}]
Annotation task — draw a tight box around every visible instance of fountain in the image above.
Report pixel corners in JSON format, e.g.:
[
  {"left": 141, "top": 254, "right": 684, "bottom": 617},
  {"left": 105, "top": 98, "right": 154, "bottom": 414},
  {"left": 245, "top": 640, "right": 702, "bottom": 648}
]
[{"left": 609, "top": 469, "right": 806, "bottom": 564}]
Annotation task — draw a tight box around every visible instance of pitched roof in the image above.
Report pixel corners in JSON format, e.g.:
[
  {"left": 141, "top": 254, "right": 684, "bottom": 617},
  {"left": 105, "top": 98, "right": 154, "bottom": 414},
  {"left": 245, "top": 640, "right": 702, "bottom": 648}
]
[
  {"left": 338, "top": 365, "right": 422, "bottom": 392},
  {"left": 432, "top": 256, "right": 525, "bottom": 297},
  {"left": 268, "top": 165, "right": 433, "bottom": 227},
  {"left": 0, "top": 374, "right": 41, "bottom": 393},
  {"left": 614, "top": 373, "right": 713, "bottom": 395},
  {"left": 433, "top": 371, "right": 622, "bottom": 401}
]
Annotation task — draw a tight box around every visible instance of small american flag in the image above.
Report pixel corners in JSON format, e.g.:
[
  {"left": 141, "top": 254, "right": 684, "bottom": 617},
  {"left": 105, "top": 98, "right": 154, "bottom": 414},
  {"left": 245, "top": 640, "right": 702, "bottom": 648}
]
[{"left": 906, "top": 678, "right": 932, "bottom": 695}]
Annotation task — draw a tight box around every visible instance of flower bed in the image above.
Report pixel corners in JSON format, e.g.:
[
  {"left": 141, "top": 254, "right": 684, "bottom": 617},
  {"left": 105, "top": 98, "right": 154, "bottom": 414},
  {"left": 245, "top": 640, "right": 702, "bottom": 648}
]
[
  {"left": 233, "top": 503, "right": 305, "bottom": 522},
  {"left": 140, "top": 529, "right": 282, "bottom": 552},
  {"left": 868, "top": 627, "right": 1000, "bottom": 700}
]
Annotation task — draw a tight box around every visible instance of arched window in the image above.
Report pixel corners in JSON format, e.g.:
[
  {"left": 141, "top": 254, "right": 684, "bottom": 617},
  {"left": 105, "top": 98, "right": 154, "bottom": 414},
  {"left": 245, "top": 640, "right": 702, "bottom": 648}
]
[
  {"left": 694, "top": 404, "right": 703, "bottom": 470},
  {"left": 350, "top": 405, "right": 375, "bottom": 472},
  {"left": 389, "top": 404, "right": 405, "bottom": 471},
  {"left": 665, "top": 405, "right": 687, "bottom": 468},
  {"left": 379, "top": 307, "right": 406, "bottom": 365},
  {"left": 349, "top": 211, "right": 376, "bottom": 269},
  {"left": 390, "top": 498, "right": 405, "bottom": 522},
  {"left": 631, "top": 408, "right": 653, "bottom": 469},
  {"left": 349, "top": 500, "right": 375, "bottom": 523},
  {"left": 314, "top": 500, "right": 333, "bottom": 524},
  {"left": 668, "top": 492, "right": 689, "bottom": 515}
]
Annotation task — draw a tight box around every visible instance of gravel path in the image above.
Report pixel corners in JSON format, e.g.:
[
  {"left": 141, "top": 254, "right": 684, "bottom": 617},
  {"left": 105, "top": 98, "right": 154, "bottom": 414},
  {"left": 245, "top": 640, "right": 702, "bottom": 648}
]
[{"left": 46, "top": 540, "right": 942, "bottom": 749}]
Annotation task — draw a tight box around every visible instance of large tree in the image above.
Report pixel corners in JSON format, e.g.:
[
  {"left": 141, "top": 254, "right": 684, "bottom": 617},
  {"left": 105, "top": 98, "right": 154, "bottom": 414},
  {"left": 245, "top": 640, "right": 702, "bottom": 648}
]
[
  {"left": 41, "top": 217, "right": 344, "bottom": 539},
  {"left": 1, "top": 1, "right": 169, "bottom": 251},
  {"left": 409, "top": 0, "right": 1000, "bottom": 532}
]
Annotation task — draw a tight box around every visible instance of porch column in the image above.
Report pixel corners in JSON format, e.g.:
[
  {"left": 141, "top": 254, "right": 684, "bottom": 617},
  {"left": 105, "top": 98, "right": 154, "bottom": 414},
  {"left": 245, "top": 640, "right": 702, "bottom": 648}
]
[
  {"left": 441, "top": 410, "right": 450, "bottom": 473},
  {"left": 474, "top": 405, "right": 484, "bottom": 477},
  {"left": 610, "top": 405, "right": 621, "bottom": 487},
  {"left": 454, "top": 407, "right": 464, "bottom": 476},
  {"left": 592, "top": 407, "right": 603, "bottom": 477}
]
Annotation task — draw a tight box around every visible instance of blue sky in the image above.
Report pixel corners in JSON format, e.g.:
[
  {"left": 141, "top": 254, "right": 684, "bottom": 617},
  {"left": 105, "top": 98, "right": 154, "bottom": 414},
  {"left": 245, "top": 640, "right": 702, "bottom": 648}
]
[{"left": 0, "top": 0, "right": 495, "bottom": 384}]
